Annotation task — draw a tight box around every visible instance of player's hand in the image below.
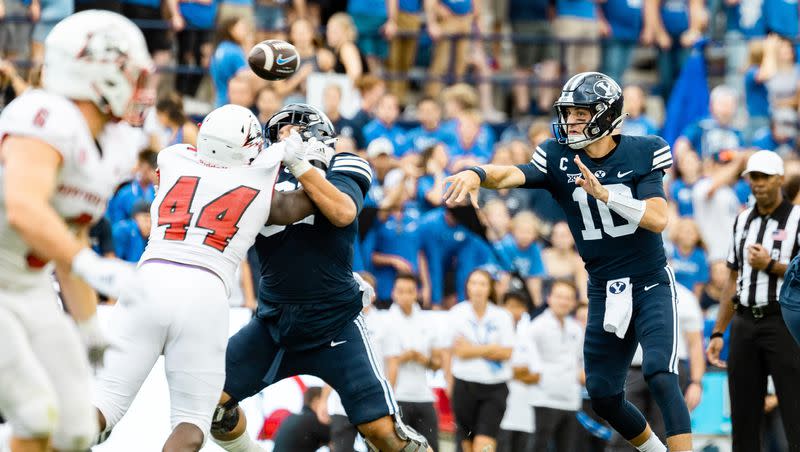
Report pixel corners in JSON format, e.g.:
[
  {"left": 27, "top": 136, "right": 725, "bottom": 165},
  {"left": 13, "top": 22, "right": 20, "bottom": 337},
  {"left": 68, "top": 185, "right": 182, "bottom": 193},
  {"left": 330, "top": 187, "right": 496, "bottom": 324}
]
[
  {"left": 76, "top": 314, "right": 109, "bottom": 369},
  {"left": 443, "top": 171, "right": 480, "bottom": 208},
  {"left": 281, "top": 129, "right": 312, "bottom": 177},
  {"left": 71, "top": 248, "right": 139, "bottom": 300},
  {"left": 764, "top": 394, "right": 779, "bottom": 413},
  {"left": 574, "top": 155, "right": 609, "bottom": 203},
  {"left": 705, "top": 336, "right": 726, "bottom": 368},
  {"left": 684, "top": 382, "right": 702, "bottom": 412},
  {"left": 747, "top": 244, "right": 771, "bottom": 270},
  {"left": 314, "top": 399, "right": 331, "bottom": 425}
]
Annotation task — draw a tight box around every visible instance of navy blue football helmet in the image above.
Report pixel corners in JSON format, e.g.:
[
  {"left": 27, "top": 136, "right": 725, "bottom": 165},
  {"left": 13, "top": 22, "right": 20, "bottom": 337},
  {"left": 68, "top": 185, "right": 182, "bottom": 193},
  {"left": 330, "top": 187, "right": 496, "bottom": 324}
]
[{"left": 552, "top": 72, "right": 625, "bottom": 149}]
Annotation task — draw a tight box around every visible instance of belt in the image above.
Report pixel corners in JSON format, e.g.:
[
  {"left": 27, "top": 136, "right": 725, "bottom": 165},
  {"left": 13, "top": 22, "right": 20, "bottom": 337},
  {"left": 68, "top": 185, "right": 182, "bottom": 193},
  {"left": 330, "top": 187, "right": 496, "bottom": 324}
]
[{"left": 735, "top": 303, "right": 781, "bottom": 319}]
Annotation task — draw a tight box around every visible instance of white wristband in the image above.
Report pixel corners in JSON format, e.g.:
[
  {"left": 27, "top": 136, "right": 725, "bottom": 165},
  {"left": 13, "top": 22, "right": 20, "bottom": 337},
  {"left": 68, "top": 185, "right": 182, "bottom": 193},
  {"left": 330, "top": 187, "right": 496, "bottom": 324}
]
[
  {"left": 605, "top": 190, "right": 646, "bottom": 225},
  {"left": 288, "top": 159, "right": 313, "bottom": 178},
  {"left": 71, "top": 248, "right": 99, "bottom": 279}
]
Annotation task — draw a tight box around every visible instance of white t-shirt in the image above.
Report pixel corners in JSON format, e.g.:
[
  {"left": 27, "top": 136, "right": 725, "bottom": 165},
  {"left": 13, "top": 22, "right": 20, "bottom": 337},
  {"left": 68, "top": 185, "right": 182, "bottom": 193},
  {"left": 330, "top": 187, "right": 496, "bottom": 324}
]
[
  {"left": 447, "top": 301, "right": 515, "bottom": 384},
  {"left": 692, "top": 177, "right": 740, "bottom": 263},
  {"left": 500, "top": 313, "right": 535, "bottom": 433},
  {"left": 524, "top": 309, "right": 583, "bottom": 411},
  {"left": 632, "top": 282, "right": 703, "bottom": 365},
  {"left": 382, "top": 304, "right": 440, "bottom": 403},
  {"left": 0, "top": 89, "right": 139, "bottom": 290},
  {"left": 141, "top": 143, "right": 280, "bottom": 295}
]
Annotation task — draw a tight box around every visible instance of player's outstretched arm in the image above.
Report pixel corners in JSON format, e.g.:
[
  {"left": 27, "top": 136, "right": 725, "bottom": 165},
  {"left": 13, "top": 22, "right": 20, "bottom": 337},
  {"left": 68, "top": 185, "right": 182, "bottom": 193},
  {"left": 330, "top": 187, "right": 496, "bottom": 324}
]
[
  {"left": 574, "top": 155, "right": 669, "bottom": 233},
  {"left": 442, "top": 164, "right": 527, "bottom": 206},
  {"left": 267, "top": 189, "right": 316, "bottom": 225}
]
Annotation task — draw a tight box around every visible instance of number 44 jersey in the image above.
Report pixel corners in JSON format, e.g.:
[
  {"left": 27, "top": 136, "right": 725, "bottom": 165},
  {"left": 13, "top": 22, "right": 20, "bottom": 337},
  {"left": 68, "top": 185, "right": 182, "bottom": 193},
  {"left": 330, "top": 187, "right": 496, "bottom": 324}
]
[
  {"left": 141, "top": 143, "right": 281, "bottom": 295},
  {"left": 518, "top": 135, "right": 672, "bottom": 282}
]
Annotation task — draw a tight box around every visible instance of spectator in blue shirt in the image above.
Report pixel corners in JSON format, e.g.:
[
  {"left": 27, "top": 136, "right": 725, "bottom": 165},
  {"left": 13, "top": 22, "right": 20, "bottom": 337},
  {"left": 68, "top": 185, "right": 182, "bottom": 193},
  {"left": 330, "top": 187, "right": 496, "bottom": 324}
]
[
  {"left": 674, "top": 85, "right": 744, "bottom": 162},
  {"left": 347, "top": 0, "right": 388, "bottom": 72},
  {"left": 368, "top": 205, "right": 423, "bottom": 306},
  {"left": 406, "top": 96, "right": 451, "bottom": 154},
  {"left": 764, "top": 0, "right": 799, "bottom": 39},
  {"left": 176, "top": 0, "right": 217, "bottom": 96},
  {"left": 668, "top": 217, "right": 709, "bottom": 299},
  {"left": 352, "top": 74, "right": 387, "bottom": 131},
  {"left": 107, "top": 149, "right": 158, "bottom": 226},
  {"left": 210, "top": 17, "right": 250, "bottom": 107},
  {"left": 621, "top": 85, "right": 658, "bottom": 137},
  {"left": 600, "top": 0, "right": 644, "bottom": 82},
  {"left": 669, "top": 149, "right": 702, "bottom": 217},
  {"left": 112, "top": 200, "right": 151, "bottom": 263},
  {"left": 751, "top": 107, "right": 798, "bottom": 157},
  {"left": 649, "top": 0, "right": 706, "bottom": 101},
  {"left": 494, "top": 211, "right": 547, "bottom": 307},
  {"left": 553, "top": 0, "right": 601, "bottom": 76},
  {"left": 363, "top": 93, "right": 409, "bottom": 157},
  {"left": 743, "top": 39, "right": 772, "bottom": 139},
  {"left": 416, "top": 143, "right": 449, "bottom": 213},
  {"left": 323, "top": 83, "right": 365, "bottom": 150}
]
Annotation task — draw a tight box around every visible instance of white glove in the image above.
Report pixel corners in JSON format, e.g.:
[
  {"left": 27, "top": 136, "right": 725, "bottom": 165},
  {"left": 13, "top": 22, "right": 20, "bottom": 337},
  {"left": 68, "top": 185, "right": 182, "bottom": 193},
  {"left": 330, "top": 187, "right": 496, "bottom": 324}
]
[
  {"left": 281, "top": 129, "right": 313, "bottom": 177},
  {"left": 75, "top": 313, "right": 109, "bottom": 368},
  {"left": 305, "top": 136, "right": 334, "bottom": 167},
  {"left": 71, "top": 248, "right": 138, "bottom": 299}
]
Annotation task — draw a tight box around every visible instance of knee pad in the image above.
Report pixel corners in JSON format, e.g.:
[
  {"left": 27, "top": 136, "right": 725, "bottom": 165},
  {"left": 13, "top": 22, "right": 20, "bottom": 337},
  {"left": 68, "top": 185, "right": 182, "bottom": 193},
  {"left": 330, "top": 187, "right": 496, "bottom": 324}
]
[
  {"left": 210, "top": 398, "right": 240, "bottom": 437},
  {"left": 365, "top": 414, "right": 429, "bottom": 452},
  {"left": 590, "top": 392, "right": 647, "bottom": 440},
  {"left": 645, "top": 371, "right": 691, "bottom": 437}
]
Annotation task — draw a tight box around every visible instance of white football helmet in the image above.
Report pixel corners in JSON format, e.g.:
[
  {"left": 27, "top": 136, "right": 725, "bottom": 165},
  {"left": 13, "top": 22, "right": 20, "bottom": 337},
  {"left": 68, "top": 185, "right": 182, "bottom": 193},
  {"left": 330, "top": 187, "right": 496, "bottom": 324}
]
[
  {"left": 42, "top": 10, "right": 155, "bottom": 124},
  {"left": 197, "top": 104, "right": 264, "bottom": 168}
]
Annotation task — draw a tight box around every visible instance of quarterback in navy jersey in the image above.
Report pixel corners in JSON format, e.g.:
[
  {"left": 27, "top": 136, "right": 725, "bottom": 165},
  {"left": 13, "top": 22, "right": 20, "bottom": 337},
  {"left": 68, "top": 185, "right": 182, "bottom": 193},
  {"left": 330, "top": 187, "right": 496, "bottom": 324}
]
[
  {"left": 444, "top": 72, "right": 693, "bottom": 452},
  {"left": 210, "top": 104, "right": 431, "bottom": 452}
]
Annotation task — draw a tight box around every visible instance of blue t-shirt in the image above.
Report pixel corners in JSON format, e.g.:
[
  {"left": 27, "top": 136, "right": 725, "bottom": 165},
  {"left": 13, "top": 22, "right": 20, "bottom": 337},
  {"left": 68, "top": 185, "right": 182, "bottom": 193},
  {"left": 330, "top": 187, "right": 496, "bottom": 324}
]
[
  {"left": 347, "top": 0, "right": 388, "bottom": 17},
  {"left": 602, "top": 0, "right": 643, "bottom": 41},
  {"left": 399, "top": 0, "right": 422, "bottom": 13},
  {"left": 179, "top": 0, "right": 217, "bottom": 29},
  {"left": 405, "top": 125, "right": 452, "bottom": 154},
  {"left": 122, "top": 0, "right": 159, "bottom": 8},
  {"left": 363, "top": 119, "right": 409, "bottom": 156},
  {"left": 669, "top": 246, "right": 709, "bottom": 290},
  {"left": 416, "top": 174, "right": 447, "bottom": 214},
  {"left": 369, "top": 209, "right": 422, "bottom": 301},
  {"left": 744, "top": 66, "right": 771, "bottom": 119},
  {"left": 442, "top": 119, "right": 495, "bottom": 163},
  {"left": 622, "top": 115, "right": 658, "bottom": 137},
  {"left": 669, "top": 179, "right": 695, "bottom": 217},
  {"left": 494, "top": 235, "right": 547, "bottom": 279},
  {"left": 210, "top": 41, "right": 248, "bottom": 107},
  {"left": 556, "top": 0, "right": 596, "bottom": 18},
  {"left": 680, "top": 118, "right": 744, "bottom": 161},
  {"left": 441, "top": 0, "right": 473, "bottom": 15},
  {"left": 661, "top": 0, "right": 689, "bottom": 37},
  {"left": 764, "top": 0, "right": 798, "bottom": 38},
  {"left": 752, "top": 127, "right": 797, "bottom": 156},
  {"left": 112, "top": 219, "right": 147, "bottom": 263},
  {"left": 106, "top": 180, "right": 156, "bottom": 226}
]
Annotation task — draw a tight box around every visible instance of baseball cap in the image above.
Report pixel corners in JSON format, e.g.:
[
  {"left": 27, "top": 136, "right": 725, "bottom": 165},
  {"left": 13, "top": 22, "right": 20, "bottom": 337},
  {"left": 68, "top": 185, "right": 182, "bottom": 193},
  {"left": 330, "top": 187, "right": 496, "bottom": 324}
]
[
  {"left": 743, "top": 150, "right": 784, "bottom": 176},
  {"left": 366, "top": 137, "right": 394, "bottom": 158}
]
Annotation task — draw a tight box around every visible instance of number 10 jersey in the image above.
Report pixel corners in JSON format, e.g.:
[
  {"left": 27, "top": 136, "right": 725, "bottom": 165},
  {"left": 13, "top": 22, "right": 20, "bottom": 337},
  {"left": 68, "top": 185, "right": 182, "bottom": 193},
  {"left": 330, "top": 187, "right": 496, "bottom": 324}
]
[
  {"left": 141, "top": 144, "right": 280, "bottom": 295},
  {"left": 517, "top": 135, "right": 672, "bottom": 282}
]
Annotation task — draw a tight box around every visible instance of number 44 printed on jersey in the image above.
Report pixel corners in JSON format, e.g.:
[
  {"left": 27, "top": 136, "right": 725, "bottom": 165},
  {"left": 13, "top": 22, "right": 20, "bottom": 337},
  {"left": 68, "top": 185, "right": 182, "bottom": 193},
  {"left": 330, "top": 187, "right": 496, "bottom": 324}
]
[{"left": 158, "top": 176, "right": 260, "bottom": 252}]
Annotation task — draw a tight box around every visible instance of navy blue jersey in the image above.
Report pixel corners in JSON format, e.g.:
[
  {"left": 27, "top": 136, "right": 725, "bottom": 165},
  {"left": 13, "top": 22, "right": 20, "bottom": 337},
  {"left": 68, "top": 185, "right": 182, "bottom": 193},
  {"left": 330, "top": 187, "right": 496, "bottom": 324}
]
[
  {"left": 517, "top": 136, "right": 671, "bottom": 281},
  {"left": 254, "top": 153, "right": 372, "bottom": 311}
]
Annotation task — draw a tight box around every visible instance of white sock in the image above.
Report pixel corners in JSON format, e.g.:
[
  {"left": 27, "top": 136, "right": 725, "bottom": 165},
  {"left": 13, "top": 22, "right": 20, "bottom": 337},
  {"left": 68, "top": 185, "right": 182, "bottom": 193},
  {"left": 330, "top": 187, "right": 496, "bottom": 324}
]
[
  {"left": 212, "top": 432, "right": 264, "bottom": 452},
  {"left": 636, "top": 432, "right": 667, "bottom": 452}
]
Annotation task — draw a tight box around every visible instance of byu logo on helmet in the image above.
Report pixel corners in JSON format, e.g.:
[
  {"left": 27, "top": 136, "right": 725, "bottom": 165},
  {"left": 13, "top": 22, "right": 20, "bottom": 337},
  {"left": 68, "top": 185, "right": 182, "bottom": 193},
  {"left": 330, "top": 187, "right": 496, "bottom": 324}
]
[
  {"left": 593, "top": 80, "right": 617, "bottom": 99},
  {"left": 609, "top": 281, "right": 627, "bottom": 294}
]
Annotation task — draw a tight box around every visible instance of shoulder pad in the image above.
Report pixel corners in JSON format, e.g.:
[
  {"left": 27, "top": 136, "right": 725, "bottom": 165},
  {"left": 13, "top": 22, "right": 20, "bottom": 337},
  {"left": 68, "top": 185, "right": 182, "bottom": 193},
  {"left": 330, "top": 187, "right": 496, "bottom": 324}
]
[
  {"left": 0, "top": 90, "right": 80, "bottom": 159},
  {"left": 329, "top": 153, "right": 372, "bottom": 189},
  {"left": 530, "top": 138, "right": 562, "bottom": 175},
  {"left": 645, "top": 135, "right": 672, "bottom": 172}
]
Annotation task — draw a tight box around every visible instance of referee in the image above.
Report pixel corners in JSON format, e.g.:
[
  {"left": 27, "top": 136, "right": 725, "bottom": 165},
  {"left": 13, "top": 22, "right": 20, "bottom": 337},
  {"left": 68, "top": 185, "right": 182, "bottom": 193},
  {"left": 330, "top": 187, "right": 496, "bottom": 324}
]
[{"left": 706, "top": 151, "right": 800, "bottom": 452}]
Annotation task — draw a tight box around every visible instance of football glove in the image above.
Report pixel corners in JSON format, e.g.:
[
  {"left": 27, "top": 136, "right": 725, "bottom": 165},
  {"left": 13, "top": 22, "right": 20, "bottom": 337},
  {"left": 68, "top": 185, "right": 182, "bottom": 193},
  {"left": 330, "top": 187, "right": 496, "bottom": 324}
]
[
  {"left": 75, "top": 313, "right": 109, "bottom": 369},
  {"left": 71, "top": 248, "right": 138, "bottom": 299},
  {"left": 281, "top": 129, "right": 313, "bottom": 177}
]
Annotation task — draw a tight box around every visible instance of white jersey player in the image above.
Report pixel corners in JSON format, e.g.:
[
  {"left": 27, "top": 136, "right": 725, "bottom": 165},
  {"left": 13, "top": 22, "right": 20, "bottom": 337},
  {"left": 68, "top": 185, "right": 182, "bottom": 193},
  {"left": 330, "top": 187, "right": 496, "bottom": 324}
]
[
  {"left": 92, "top": 104, "right": 318, "bottom": 451},
  {"left": 0, "top": 11, "right": 154, "bottom": 452}
]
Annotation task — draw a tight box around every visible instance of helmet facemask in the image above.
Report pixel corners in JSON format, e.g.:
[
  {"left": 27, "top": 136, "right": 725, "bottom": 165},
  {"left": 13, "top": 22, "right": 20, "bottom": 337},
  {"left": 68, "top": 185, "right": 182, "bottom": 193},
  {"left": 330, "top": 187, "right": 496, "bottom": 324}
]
[{"left": 552, "top": 102, "right": 626, "bottom": 149}]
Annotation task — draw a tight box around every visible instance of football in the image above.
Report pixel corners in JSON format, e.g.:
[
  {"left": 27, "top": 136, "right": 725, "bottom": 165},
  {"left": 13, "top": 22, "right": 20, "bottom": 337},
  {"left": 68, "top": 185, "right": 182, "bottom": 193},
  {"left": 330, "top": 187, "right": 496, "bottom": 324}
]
[{"left": 247, "top": 40, "right": 301, "bottom": 81}]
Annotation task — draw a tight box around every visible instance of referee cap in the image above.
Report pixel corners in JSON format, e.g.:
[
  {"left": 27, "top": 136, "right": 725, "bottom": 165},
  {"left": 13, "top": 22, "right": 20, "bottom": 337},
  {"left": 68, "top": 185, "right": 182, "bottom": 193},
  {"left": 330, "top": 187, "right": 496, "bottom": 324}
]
[{"left": 743, "top": 150, "right": 784, "bottom": 176}]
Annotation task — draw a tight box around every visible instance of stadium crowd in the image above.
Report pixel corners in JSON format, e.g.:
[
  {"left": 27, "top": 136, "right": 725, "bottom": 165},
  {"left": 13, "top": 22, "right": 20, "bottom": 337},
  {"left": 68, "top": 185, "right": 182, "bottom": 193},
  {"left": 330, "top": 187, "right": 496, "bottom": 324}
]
[{"left": 1, "top": 0, "right": 800, "bottom": 450}]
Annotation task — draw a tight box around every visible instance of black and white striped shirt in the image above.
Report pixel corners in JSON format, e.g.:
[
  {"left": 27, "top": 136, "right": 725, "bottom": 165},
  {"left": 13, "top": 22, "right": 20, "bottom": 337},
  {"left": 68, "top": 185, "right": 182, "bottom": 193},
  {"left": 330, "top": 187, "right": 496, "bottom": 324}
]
[{"left": 727, "top": 200, "right": 800, "bottom": 307}]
